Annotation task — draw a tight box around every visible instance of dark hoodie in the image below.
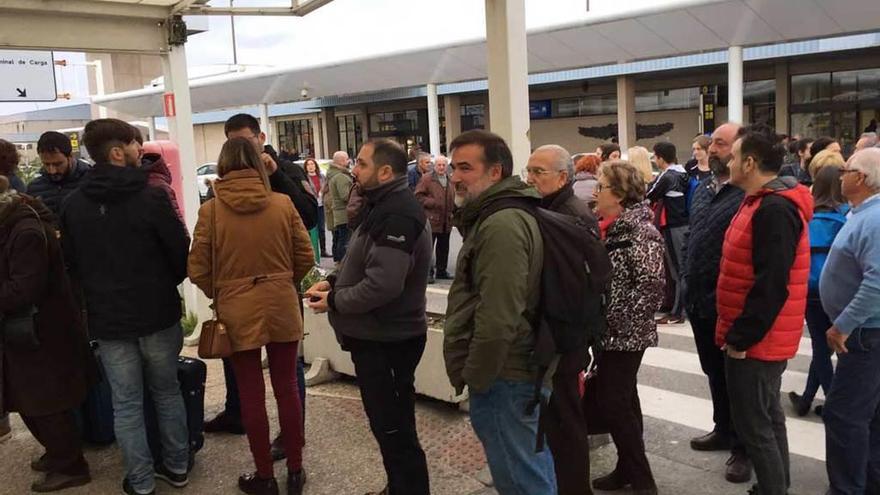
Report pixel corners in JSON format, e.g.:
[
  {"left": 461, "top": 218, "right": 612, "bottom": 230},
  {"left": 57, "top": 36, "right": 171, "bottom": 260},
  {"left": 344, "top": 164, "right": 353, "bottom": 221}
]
[{"left": 59, "top": 163, "right": 190, "bottom": 340}]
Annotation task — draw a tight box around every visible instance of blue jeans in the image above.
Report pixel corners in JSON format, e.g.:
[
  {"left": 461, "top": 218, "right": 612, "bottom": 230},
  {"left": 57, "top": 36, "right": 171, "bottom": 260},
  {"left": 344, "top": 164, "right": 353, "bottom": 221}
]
[
  {"left": 824, "top": 327, "right": 880, "bottom": 495},
  {"left": 802, "top": 296, "right": 834, "bottom": 405},
  {"left": 332, "top": 225, "right": 350, "bottom": 263},
  {"left": 98, "top": 323, "right": 189, "bottom": 494},
  {"left": 469, "top": 380, "right": 557, "bottom": 495}
]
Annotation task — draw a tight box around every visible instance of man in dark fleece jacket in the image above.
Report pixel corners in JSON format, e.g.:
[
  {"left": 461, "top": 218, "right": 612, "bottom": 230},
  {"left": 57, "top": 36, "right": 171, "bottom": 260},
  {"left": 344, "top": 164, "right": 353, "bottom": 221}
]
[
  {"left": 682, "top": 122, "right": 752, "bottom": 484},
  {"left": 28, "top": 131, "right": 91, "bottom": 220},
  {"left": 60, "top": 119, "right": 190, "bottom": 495},
  {"left": 716, "top": 124, "right": 812, "bottom": 495},
  {"left": 306, "top": 138, "right": 432, "bottom": 495}
]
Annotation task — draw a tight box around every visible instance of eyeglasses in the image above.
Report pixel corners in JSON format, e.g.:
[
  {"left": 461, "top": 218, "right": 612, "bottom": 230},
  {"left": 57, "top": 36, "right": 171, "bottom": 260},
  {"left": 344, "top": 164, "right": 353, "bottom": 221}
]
[
  {"left": 595, "top": 183, "right": 610, "bottom": 193},
  {"left": 521, "top": 167, "right": 560, "bottom": 179},
  {"left": 841, "top": 168, "right": 862, "bottom": 175}
]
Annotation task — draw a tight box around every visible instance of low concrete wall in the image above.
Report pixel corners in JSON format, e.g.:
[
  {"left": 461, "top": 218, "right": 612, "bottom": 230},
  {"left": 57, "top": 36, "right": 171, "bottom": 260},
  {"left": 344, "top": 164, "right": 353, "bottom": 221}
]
[{"left": 302, "top": 308, "right": 467, "bottom": 405}]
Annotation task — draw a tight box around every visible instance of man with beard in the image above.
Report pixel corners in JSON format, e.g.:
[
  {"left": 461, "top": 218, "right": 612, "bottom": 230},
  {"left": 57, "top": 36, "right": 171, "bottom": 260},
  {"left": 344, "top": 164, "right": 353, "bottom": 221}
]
[
  {"left": 27, "top": 131, "right": 91, "bottom": 219},
  {"left": 60, "top": 119, "right": 190, "bottom": 495},
  {"left": 306, "top": 139, "right": 432, "bottom": 495},
  {"left": 682, "top": 122, "right": 753, "bottom": 484}
]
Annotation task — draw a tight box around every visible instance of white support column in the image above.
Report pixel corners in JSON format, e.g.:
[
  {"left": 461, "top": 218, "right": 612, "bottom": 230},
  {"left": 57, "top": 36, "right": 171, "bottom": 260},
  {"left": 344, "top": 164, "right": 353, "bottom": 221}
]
[
  {"left": 728, "top": 46, "right": 744, "bottom": 125},
  {"left": 426, "top": 84, "right": 441, "bottom": 157},
  {"left": 775, "top": 61, "right": 790, "bottom": 136},
  {"left": 485, "top": 0, "right": 530, "bottom": 173},
  {"left": 616, "top": 76, "right": 636, "bottom": 153},
  {"left": 259, "top": 103, "right": 275, "bottom": 149},
  {"left": 147, "top": 116, "right": 157, "bottom": 141},
  {"left": 443, "top": 94, "right": 462, "bottom": 149},
  {"left": 161, "top": 43, "right": 203, "bottom": 324},
  {"left": 310, "top": 114, "right": 323, "bottom": 159}
]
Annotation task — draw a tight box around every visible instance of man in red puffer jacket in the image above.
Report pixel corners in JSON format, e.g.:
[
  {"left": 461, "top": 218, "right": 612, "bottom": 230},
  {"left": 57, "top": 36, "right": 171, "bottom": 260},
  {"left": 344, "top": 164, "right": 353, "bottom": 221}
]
[{"left": 715, "top": 123, "right": 813, "bottom": 495}]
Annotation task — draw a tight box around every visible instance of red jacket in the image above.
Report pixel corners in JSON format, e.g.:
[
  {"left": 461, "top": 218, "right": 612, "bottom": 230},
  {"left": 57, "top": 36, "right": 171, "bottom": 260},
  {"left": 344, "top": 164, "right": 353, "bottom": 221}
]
[{"left": 715, "top": 182, "right": 813, "bottom": 361}]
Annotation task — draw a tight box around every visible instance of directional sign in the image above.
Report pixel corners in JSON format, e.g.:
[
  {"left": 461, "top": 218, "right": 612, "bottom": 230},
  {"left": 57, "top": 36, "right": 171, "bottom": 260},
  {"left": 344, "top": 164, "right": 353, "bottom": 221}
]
[{"left": 0, "top": 50, "right": 57, "bottom": 102}]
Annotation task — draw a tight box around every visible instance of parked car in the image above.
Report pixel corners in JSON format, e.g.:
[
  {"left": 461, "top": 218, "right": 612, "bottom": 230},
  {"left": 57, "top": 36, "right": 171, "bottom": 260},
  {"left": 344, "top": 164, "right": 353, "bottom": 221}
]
[{"left": 197, "top": 162, "right": 217, "bottom": 200}]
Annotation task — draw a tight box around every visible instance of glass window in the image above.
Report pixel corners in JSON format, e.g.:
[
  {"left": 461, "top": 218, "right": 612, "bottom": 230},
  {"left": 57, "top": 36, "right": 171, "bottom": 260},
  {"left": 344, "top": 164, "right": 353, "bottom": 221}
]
[
  {"left": 277, "top": 119, "right": 314, "bottom": 158},
  {"left": 551, "top": 95, "right": 617, "bottom": 118},
  {"left": 370, "top": 110, "right": 420, "bottom": 134},
  {"left": 791, "top": 73, "right": 831, "bottom": 105},
  {"left": 635, "top": 87, "right": 700, "bottom": 112},
  {"left": 461, "top": 104, "right": 485, "bottom": 131},
  {"left": 833, "top": 68, "right": 880, "bottom": 103},
  {"left": 744, "top": 80, "right": 776, "bottom": 127},
  {"left": 790, "top": 112, "right": 832, "bottom": 139},
  {"left": 337, "top": 115, "right": 363, "bottom": 158}
]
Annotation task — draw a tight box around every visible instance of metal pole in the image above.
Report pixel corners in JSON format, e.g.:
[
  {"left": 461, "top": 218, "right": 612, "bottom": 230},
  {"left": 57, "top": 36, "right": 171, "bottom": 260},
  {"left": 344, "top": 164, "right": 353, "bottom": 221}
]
[
  {"left": 230, "top": 0, "right": 238, "bottom": 66},
  {"left": 728, "top": 46, "right": 744, "bottom": 125}
]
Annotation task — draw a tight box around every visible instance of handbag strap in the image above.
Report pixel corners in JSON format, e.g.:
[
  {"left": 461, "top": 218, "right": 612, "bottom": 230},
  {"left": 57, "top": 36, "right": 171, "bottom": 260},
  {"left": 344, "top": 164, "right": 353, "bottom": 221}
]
[{"left": 211, "top": 201, "right": 219, "bottom": 320}]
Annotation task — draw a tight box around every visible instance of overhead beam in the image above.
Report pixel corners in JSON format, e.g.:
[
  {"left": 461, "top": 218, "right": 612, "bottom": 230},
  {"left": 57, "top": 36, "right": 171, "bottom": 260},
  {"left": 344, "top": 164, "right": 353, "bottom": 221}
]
[
  {"left": 0, "top": 13, "right": 169, "bottom": 54},
  {"left": 0, "top": 0, "right": 169, "bottom": 20},
  {"left": 184, "top": 0, "right": 335, "bottom": 16}
]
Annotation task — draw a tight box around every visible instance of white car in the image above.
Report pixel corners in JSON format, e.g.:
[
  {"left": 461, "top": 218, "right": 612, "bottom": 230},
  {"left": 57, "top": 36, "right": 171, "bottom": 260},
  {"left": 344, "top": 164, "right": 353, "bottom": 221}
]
[{"left": 197, "top": 162, "right": 218, "bottom": 200}]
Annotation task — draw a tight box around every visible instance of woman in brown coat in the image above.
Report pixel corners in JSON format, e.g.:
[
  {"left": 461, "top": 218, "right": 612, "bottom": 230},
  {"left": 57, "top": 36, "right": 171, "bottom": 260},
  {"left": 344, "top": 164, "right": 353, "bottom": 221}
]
[
  {"left": 0, "top": 173, "right": 94, "bottom": 493},
  {"left": 414, "top": 155, "right": 454, "bottom": 281},
  {"left": 188, "top": 138, "right": 314, "bottom": 495}
]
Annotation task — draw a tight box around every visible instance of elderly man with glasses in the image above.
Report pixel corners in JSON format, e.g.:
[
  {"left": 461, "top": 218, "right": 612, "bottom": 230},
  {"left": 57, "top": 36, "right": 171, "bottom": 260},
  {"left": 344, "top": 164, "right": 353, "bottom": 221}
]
[
  {"left": 821, "top": 147, "right": 880, "bottom": 495},
  {"left": 524, "top": 144, "right": 599, "bottom": 495}
]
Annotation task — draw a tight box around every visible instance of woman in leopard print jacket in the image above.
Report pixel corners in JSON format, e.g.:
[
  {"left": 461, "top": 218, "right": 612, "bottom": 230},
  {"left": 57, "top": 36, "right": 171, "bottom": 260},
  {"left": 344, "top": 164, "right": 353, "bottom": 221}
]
[{"left": 587, "top": 160, "right": 665, "bottom": 494}]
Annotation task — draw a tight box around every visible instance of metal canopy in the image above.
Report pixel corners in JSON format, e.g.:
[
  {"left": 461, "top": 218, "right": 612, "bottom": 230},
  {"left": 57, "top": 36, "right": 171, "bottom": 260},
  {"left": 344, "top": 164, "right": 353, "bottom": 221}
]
[{"left": 93, "top": 0, "right": 880, "bottom": 117}]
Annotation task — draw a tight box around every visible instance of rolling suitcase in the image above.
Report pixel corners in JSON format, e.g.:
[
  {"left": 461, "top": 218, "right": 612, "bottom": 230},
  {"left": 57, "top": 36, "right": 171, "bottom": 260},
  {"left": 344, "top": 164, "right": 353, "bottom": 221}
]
[
  {"left": 79, "top": 341, "right": 116, "bottom": 445},
  {"left": 145, "top": 356, "right": 206, "bottom": 470}
]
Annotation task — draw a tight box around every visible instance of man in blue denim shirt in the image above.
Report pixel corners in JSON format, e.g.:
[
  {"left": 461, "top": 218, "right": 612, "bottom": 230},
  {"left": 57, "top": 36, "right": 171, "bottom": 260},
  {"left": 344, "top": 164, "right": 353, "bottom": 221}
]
[{"left": 819, "top": 147, "right": 880, "bottom": 495}]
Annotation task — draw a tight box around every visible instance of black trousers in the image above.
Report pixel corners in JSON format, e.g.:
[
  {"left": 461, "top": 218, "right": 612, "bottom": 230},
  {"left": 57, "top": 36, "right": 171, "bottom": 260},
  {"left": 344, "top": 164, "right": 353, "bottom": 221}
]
[
  {"left": 22, "top": 409, "right": 89, "bottom": 476},
  {"left": 346, "top": 335, "right": 429, "bottom": 495},
  {"left": 726, "top": 357, "right": 789, "bottom": 495},
  {"left": 691, "top": 314, "right": 737, "bottom": 441},
  {"left": 546, "top": 347, "right": 593, "bottom": 495},
  {"left": 584, "top": 350, "right": 655, "bottom": 490},
  {"left": 432, "top": 232, "right": 451, "bottom": 275}
]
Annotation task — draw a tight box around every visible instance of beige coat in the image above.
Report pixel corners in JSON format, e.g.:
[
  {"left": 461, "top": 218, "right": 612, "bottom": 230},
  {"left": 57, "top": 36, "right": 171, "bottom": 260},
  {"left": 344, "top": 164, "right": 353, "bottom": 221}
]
[{"left": 188, "top": 169, "right": 315, "bottom": 352}]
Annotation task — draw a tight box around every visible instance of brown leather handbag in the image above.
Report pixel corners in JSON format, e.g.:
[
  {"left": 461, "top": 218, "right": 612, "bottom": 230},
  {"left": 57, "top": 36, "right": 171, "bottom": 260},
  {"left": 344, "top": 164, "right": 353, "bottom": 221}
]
[{"left": 198, "top": 202, "right": 233, "bottom": 359}]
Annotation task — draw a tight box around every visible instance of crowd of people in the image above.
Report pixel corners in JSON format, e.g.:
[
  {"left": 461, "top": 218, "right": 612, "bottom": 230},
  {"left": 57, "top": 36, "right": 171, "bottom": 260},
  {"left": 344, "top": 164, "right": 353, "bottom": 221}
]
[{"left": 0, "top": 115, "right": 879, "bottom": 495}]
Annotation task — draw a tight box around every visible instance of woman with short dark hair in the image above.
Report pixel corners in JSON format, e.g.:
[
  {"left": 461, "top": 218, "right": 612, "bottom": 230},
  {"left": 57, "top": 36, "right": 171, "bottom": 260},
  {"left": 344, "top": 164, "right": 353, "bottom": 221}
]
[{"left": 587, "top": 160, "right": 665, "bottom": 495}]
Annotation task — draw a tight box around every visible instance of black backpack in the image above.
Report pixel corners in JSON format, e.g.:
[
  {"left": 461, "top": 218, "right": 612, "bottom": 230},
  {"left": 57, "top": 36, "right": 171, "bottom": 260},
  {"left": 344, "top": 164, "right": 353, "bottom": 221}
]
[{"left": 477, "top": 197, "right": 612, "bottom": 449}]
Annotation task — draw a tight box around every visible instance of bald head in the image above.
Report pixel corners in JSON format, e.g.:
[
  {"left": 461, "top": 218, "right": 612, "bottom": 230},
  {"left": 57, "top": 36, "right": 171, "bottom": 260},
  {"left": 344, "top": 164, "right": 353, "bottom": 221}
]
[
  {"left": 708, "top": 122, "right": 742, "bottom": 177},
  {"left": 332, "top": 151, "right": 349, "bottom": 167}
]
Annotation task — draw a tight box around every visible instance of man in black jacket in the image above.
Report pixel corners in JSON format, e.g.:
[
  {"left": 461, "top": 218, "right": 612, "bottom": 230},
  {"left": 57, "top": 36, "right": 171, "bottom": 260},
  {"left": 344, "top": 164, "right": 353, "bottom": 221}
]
[
  {"left": 682, "top": 122, "right": 752, "bottom": 484},
  {"left": 525, "top": 144, "right": 599, "bottom": 495},
  {"left": 60, "top": 119, "right": 190, "bottom": 495},
  {"left": 306, "top": 138, "right": 432, "bottom": 495},
  {"left": 27, "top": 131, "right": 91, "bottom": 219},
  {"left": 203, "top": 114, "right": 317, "bottom": 462}
]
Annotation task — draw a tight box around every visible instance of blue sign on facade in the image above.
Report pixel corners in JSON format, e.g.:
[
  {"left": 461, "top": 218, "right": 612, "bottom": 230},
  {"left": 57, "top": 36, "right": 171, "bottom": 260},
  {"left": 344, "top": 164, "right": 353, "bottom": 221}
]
[{"left": 530, "top": 100, "right": 552, "bottom": 119}]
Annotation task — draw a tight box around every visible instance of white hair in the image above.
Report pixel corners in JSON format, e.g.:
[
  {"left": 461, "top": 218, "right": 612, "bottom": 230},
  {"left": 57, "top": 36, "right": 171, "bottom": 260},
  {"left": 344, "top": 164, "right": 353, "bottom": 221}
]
[
  {"left": 859, "top": 132, "right": 879, "bottom": 149},
  {"left": 434, "top": 154, "right": 448, "bottom": 165},
  {"left": 533, "top": 144, "right": 573, "bottom": 177},
  {"left": 848, "top": 147, "right": 880, "bottom": 190},
  {"left": 332, "top": 151, "right": 349, "bottom": 165}
]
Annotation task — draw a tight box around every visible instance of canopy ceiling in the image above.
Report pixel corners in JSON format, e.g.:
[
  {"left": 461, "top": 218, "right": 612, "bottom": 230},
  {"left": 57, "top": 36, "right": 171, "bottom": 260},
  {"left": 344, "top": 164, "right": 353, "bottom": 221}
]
[{"left": 94, "top": 0, "right": 880, "bottom": 117}]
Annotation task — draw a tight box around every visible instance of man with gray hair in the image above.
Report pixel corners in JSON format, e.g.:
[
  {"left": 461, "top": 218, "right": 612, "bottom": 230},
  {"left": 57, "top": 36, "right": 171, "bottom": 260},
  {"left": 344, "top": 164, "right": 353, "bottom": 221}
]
[
  {"left": 327, "top": 150, "right": 354, "bottom": 262},
  {"left": 407, "top": 152, "right": 432, "bottom": 191},
  {"left": 856, "top": 132, "right": 878, "bottom": 152},
  {"left": 525, "top": 144, "right": 598, "bottom": 494},
  {"left": 821, "top": 147, "right": 880, "bottom": 495}
]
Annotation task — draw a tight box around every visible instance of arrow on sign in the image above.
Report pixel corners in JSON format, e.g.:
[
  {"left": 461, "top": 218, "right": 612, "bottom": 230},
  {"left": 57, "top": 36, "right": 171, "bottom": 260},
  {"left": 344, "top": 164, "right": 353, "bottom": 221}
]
[{"left": 16, "top": 88, "right": 27, "bottom": 98}]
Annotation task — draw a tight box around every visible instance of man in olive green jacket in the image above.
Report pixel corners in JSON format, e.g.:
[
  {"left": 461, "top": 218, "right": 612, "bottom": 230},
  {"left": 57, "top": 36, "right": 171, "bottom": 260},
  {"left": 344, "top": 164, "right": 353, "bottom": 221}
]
[
  {"left": 326, "top": 151, "right": 353, "bottom": 262},
  {"left": 444, "top": 130, "right": 557, "bottom": 495}
]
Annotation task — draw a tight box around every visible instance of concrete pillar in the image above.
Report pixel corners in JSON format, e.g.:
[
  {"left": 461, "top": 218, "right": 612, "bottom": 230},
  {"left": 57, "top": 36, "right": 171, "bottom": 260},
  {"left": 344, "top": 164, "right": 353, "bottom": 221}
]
[
  {"left": 427, "top": 84, "right": 441, "bottom": 157},
  {"left": 775, "top": 61, "right": 790, "bottom": 135},
  {"left": 320, "top": 108, "right": 339, "bottom": 158},
  {"left": 443, "top": 94, "right": 462, "bottom": 148},
  {"left": 360, "top": 106, "right": 370, "bottom": 141},
  {"left": 310, "top": 115, "right": 323, "bottom": 159},
  {"left": 616, "top": 76, "right": 636, "bottom": 153},
  {"left": 728, "top": 46, "right": 744, "bottom": 125},
  {"left": 259, "top": 103, "right": 275, "bottom": 149},
  {"left": 147, "top": 116, "right": 157, "bottom": 142},
  {"left": 161, "top": 43, "right": 202, "bottom": 323},
  {"left": 485, "top": 0, "right": 530, "bottom": 173}
]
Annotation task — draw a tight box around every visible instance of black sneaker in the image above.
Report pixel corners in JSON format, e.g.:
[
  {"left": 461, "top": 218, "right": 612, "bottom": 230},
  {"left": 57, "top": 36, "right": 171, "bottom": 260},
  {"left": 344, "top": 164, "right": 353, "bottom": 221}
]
[
  {"left": 155, "top": 463, "right": 189, "bottom": 488},
  {"left": 122, "top": 479, "right": 155, "bottom": 495},
  {"left": 204, "top": 410, "right": 245, "bottom": 435}
]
